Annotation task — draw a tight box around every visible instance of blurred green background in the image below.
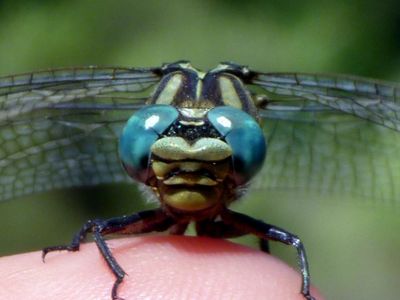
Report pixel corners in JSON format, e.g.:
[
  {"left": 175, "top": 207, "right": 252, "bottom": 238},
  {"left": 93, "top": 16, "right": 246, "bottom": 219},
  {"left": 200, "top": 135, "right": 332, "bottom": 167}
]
[{"left": 1, "top": 0, "right": 400, "bottom": 299}]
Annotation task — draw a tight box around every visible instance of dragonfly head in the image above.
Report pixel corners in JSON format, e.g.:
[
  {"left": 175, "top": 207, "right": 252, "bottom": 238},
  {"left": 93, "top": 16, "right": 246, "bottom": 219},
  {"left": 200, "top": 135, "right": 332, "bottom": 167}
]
[
  {"left": 119, "top": 62, "right": 267, "bottom": 216},
  {"left": 119, "top": 104, "right": 266, "bottom": 216}
]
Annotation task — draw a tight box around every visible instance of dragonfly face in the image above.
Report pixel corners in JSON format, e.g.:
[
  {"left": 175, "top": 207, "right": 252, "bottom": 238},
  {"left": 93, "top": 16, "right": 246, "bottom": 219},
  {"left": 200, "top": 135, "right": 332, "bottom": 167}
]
[
  {"left": 2, "top": 61, "right": 400, "bottom": 300},
  {"left": 119, "top": 62, "right": 266, "bottom": 216}
]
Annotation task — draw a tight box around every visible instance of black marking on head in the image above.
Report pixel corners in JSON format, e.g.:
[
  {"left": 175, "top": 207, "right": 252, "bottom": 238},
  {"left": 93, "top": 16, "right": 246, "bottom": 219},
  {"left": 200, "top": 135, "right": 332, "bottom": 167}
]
[{"left": 164, "top": 120, "right": 221, "bottom": 142}]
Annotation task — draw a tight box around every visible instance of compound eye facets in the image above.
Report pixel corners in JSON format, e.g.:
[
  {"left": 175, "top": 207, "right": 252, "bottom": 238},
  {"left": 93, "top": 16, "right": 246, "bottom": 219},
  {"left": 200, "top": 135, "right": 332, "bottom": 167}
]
[
  {"left": 119, "top": 105, "right": 179, "bottom": 182},
  {"left": 208, "top": 106, "right": 267, "bottom": 185}
]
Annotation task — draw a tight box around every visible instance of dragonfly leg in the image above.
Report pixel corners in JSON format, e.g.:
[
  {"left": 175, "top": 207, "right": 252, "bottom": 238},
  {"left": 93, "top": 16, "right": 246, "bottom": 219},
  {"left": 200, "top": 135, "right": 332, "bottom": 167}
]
[
  {"left": 195, "top": 218, "right": 271, "bottom": 252},
  {"left": 42, "top": 208, "right": 174, "bottom": 300},
  {"left": 169, "top": 222, "right": 189, "bottom": 235},
  {"left": 195, "top": 219, "right": 249, "bottom": 238},
  {"left": 42, "top": 219, "right": 96, "bottom": 260},
  {"left": 220, "top": 209, "right": 314, "bottom": 300},
  {"left": 259, "top": 238, "right": 270, "bottom": 253}
]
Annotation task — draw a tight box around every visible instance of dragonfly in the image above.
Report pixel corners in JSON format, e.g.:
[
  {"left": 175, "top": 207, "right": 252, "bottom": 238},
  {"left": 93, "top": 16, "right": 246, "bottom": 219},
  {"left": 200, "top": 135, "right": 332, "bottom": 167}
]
[{"left": 1, "top": 61, "right": 400, "bottom": 300}]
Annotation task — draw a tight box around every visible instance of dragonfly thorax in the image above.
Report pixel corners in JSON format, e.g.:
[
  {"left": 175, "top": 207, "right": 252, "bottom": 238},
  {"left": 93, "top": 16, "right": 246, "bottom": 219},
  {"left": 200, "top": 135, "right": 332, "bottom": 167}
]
[{"left": 148, "top": 61, "right": 258, "bottom": 117}]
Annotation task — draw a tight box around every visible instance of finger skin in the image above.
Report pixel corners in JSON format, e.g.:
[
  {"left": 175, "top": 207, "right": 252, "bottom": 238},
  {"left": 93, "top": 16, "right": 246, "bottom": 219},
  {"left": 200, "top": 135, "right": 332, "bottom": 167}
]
[{"left": 0, "top": 236, "right": 323, "bottom": 300}]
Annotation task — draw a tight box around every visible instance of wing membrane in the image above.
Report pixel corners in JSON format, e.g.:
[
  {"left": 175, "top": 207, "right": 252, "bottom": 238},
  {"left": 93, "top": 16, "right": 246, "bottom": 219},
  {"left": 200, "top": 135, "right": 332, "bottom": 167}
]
[
  {"left": 0, "top": 66, "right": 161, "bottom": 123},
  {"left": 252, "top": 72, "right": 400, "bottom": 131},
  {"left": 0, "top": 67, "right": 162, "bottom": 201},
  {"left": 252, "top": 111, "right": 400, "bottom": 205}
]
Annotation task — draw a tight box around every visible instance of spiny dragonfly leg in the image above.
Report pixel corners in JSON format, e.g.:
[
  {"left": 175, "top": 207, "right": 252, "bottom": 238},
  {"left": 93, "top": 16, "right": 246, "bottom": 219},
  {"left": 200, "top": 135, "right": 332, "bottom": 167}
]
[
  {"left": 259, "top": 239, "right": 270, "bottom": 254},
  {"left": 220, "top": 209, "right": 315, "bottom": 300},
  {"left": 195, "top": 219, "right": 270, "bottom": 253},
  {"left": 195, "top": 219, "right": 268, "bottom": 253},
  {"left": 42, "top": 219, "right": 95, "bottom": 261},
  {"left": 42, "top": 209, "right": 174, "bottom": 300}
]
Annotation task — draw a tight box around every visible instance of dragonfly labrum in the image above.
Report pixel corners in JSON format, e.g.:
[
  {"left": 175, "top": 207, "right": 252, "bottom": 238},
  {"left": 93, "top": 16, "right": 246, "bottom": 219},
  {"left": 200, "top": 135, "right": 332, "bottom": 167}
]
[{"left": 1, "top": 61, "right": 400, "bottom": 300}]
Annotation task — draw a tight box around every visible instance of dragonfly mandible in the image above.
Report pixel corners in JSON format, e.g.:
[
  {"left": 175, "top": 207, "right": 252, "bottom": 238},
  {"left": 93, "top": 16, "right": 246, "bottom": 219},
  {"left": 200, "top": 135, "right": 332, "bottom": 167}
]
[{"left": 1, "top": 61, "right": 400, "bottom": 300}]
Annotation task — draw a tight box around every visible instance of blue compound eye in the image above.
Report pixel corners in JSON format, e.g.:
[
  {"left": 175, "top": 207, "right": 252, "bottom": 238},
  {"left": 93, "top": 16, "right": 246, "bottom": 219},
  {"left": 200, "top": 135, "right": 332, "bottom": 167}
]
[
  {"left": 119, "top": 105, "right": 179, "bottom": 183},
  {"left": 208, "top": 106, "right": 267, "bottom": 185}
]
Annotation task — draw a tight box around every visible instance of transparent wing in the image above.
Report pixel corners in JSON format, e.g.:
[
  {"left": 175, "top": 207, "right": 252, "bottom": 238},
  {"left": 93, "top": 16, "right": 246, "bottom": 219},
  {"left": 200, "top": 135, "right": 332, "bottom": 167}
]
[
  {"left": 251, "top": 72, "right": 400, "bottom": 131},
  {"left": 250, "top": 72, "right": 400, "bottom": 205},
  {"left": 0, "top": 66, "right": 162, "bottom": 201},
  {"left": 253, "top": 114, "right": 400, "bottom": 205}
]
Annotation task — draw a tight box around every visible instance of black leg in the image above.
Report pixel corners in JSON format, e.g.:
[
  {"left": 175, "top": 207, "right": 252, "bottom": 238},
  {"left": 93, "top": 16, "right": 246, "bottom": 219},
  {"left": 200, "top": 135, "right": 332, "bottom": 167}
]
[
  {"left": 196, "top": 220, "right": 271, "bottom": 254},
  {"left": 195, "top": 219, "right": 247, "bottom": 238},
  {"left": 42, "top": 209, "right": 174, "bottom": 300},
  {"left": 259, "top": 238, "right": 270, "bottom": 253},
  {"left": 42, "top": 219, "right": 96, "bottom": 260},
  {"left": 92, "top": 229, "right": 126, "bottom": 300},
  {"left": 169, "top": 222, "right": 189, "bottom": 235},
  {"left": 220, "top": 209, "right": 314, "bottom": 300}
]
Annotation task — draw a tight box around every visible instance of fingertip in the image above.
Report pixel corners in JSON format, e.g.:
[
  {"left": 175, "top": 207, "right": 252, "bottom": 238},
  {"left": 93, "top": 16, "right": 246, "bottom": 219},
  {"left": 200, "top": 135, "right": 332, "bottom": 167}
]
[{"left": 0, "top": 236, "right": 324, "bottom": 300}]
